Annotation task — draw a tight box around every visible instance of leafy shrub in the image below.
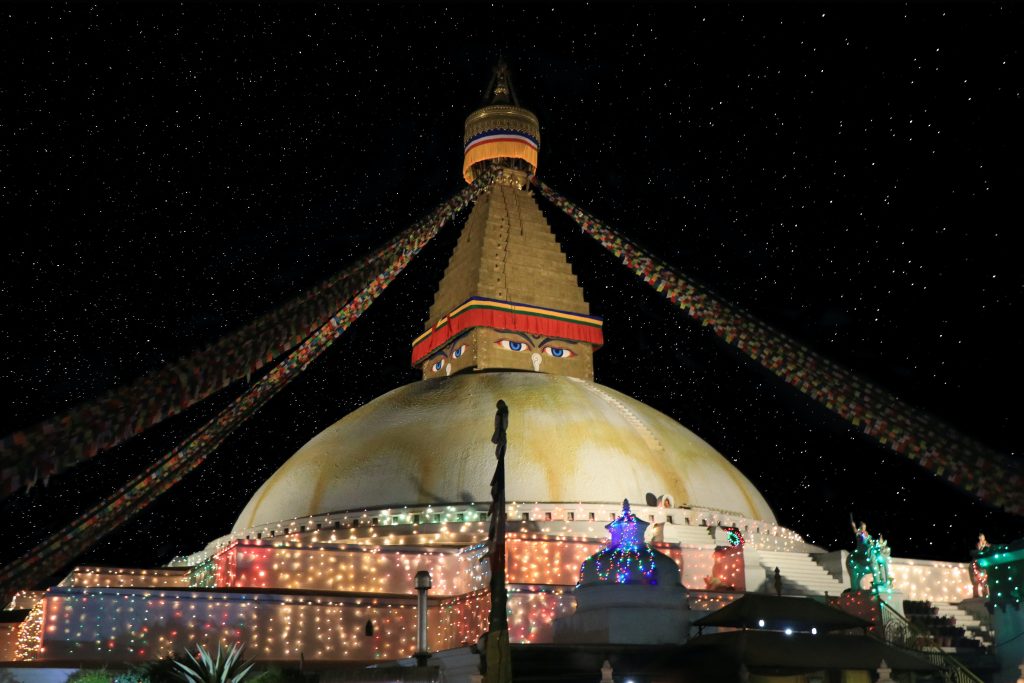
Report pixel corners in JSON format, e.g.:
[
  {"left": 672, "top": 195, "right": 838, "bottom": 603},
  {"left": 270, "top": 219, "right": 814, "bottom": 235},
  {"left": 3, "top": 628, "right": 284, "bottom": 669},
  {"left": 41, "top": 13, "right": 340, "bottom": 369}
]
[
  {"left": 173, "top": 643, "right": 254, "bottom": 683},
  {"left": 66, "top": 671, "right": 114, "bottom": 683}
]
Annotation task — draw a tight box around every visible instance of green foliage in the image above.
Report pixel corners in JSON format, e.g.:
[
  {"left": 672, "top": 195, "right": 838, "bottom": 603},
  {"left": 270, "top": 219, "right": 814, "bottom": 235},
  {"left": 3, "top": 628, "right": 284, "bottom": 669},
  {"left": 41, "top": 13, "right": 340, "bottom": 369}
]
[
  {"left": 108, "top": 656, "right": 181, "bottom": 683},
  {"left": 173, "top": 642, "right": 255, "bottom": 683},
  {"left": 66, "top": 671, "right": 114, "bottom": 683},
  {"left": 113, "top": 673, "right": 148, "bottom": 683},
  {"left": 137, "top": 657, "right": 181, "bottom": 683}
]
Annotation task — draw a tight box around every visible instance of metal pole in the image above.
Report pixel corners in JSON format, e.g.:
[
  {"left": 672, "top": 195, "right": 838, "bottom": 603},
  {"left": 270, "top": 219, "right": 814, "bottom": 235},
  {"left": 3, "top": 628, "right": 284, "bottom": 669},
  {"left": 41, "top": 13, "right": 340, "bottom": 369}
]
[{"left": 415, "top": 570, "right": 432, "bottom": 666}]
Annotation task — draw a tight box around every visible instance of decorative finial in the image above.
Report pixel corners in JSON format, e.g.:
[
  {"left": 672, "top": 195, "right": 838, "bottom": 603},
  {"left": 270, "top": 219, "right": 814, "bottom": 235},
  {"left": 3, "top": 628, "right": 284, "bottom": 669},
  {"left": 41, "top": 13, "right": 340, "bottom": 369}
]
[
  {"left": 491, "top": 60, "right": 516, "bottom": 105},
  {"left": 622, "top": 498, "right": 631, "bottom": 514},
  {"left": 462, "top": 61, "right": 540, "bottom": 184}
]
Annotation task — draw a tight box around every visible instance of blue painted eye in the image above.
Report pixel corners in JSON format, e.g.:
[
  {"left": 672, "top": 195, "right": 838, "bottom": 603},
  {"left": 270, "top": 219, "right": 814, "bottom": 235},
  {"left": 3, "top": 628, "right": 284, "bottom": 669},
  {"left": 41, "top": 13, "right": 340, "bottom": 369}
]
[
  {"left": 543, "top": 346, "right": 575, "bottom": 358},
  {"left": 431, "top": 358, "right": 445, "bottom": 372},
  {"left": 497, "top": 340, "right": 529, "bottom": 352},
  {"left": 452, "top": 344, "right": 466, "bottom": 359}
]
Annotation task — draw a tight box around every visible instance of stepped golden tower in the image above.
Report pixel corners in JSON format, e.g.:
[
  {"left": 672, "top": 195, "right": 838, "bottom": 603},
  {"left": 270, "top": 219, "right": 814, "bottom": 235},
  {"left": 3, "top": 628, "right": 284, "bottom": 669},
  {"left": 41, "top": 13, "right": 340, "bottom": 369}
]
[{"left": 413, "top": 63, "right": 603, "bottom": 381}]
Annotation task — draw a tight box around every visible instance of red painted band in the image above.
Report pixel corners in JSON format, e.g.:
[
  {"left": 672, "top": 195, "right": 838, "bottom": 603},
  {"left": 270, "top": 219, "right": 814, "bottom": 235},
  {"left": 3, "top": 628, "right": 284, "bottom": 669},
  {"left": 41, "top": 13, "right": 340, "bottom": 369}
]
[{"left": 411, "top": 308, "right": 604, "bottom": 366}]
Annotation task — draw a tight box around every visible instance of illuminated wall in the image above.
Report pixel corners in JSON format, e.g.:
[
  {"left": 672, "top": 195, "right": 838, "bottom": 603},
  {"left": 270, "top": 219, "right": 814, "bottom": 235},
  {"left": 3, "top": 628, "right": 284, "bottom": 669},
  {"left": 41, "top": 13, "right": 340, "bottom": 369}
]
[
  {"left": 61, "top": 567, "right": 190, "bottom": 590},
  {"left": 193, "top": 502, "right": 807, "bottom": 567},
  {"left": 505, "top": 536, "right": 701, "bottom": 588},
  {"left": 38, "top": 586, "right": 574, "bottom": 662},
  {"left": 0, "top": 623, "right": 18, "bottom": 661},
  {"left": 221, "top": 543, "right": 486, "bottom": 595},
  {"left": 15, "top": 501, "right": 979, "bottom": 666},
  {"left": 888, "top": 558, "right": 973, "bottom": 603},
  {"left": 76, "top": 536, "right": 712, "bottom": 599},
  {"left": 33, "top": 528, "right": 706, "bottom": 664}
]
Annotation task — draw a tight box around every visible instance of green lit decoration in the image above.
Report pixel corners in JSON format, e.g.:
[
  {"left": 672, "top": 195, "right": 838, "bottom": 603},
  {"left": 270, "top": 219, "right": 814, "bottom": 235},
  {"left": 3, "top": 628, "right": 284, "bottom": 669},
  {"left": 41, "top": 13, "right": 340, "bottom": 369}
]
[
  {"left": 846, "top": 520, "right": 893, "bottom": 595},
  {"left": 722, "top": 526, "right": 745, "bottom": 548},
  {"left": 187, "top": 556, "right": 217, "bottom": 589},
  {"left": 975, "top": 538, "right": 1024, "bottom": 611}
]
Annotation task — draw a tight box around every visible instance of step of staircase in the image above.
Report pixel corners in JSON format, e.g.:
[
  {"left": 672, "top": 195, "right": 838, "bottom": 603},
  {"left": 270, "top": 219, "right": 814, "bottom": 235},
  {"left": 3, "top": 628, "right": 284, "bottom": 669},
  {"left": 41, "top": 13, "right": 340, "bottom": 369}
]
[
  {"left": 757, "top": 549, "right": 847, "bottom": 596},
  {"left": 932, "top": 602, "right": 994, "bottom": 648},
  {"left": 662, "top": 524, "right": 716, "bottom": 546}
]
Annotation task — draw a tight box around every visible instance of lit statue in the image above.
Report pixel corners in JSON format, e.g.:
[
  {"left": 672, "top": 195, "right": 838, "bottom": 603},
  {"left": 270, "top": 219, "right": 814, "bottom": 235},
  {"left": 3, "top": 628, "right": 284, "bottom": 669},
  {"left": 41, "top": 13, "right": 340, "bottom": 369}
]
[
  {"left": 970, "top": 533, "right": 990, "bottom": 598},
  {"left": 875, "top": 535, "right": 891, "bottom": 587},
  {"left": 846, "top": 517, "right": 893, "bottom": 593}
]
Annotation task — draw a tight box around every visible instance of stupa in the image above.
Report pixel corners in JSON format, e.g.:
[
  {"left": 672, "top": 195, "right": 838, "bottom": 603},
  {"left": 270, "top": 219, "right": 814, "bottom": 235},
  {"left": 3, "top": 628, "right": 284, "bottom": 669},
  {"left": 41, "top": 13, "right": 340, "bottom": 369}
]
[
  {"left": 1, "top": 63, "right": 1000, "bottom": 683},
  {"left": 235, "top": 62, "right": 774, "bottom": 530},
  {"left": 554, "top": 500, "right": 689, "bottom": 645}
]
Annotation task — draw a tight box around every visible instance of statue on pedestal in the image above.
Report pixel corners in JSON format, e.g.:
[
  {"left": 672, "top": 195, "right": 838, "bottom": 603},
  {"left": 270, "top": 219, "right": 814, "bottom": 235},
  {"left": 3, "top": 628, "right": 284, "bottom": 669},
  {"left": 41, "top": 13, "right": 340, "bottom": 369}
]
[
  {"left": 846, "top": 517, "right": 893, "bottom": 594},
  {"left": 970, "top": 533, "right": 990, "bottom": 599}
]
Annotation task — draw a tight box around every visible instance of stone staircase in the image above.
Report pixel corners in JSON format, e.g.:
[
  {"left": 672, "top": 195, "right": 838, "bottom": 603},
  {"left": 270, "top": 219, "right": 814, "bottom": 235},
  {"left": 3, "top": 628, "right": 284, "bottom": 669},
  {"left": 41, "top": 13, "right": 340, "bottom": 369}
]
[
  {"left": 756, "top": 549, "right": 847, "bottom": 596},
  {"left": 663, "top": 523, "right": 716, "bottom": 547},
  {"left": 932, "top": 601, "right": 994, "bottom": 650}
]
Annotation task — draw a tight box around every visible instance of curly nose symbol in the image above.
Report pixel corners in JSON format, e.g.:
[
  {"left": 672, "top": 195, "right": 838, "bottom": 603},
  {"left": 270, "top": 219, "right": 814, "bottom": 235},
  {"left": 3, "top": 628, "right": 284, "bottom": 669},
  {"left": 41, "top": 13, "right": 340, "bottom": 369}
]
[{"left": 531, "top": 352, "right": 542, "bottom": 372}]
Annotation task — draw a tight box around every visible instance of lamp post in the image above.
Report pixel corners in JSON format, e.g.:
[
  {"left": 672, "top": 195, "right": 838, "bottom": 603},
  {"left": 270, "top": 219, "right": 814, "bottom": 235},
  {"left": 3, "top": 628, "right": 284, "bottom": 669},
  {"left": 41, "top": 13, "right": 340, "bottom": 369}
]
[{"left": 415, "top": 570, "right": 432, "bottom": 666}]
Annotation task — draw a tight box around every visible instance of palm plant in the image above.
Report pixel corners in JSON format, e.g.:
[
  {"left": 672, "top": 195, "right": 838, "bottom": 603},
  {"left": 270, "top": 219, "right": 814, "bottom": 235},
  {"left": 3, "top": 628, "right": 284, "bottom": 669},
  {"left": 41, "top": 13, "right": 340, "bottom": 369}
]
[{"left": 173, "top": 642, "right": 255, "bottom": 683}]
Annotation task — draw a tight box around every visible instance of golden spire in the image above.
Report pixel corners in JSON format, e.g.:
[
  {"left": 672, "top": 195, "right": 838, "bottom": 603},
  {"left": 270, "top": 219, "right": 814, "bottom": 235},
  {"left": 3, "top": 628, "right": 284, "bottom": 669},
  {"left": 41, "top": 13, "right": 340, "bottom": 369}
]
[
  {"left": 462, "top": 62, "right": 541, "bottom": 184},
  {"left": 412, "top": 65, "right": 603, "bottom": 381}
]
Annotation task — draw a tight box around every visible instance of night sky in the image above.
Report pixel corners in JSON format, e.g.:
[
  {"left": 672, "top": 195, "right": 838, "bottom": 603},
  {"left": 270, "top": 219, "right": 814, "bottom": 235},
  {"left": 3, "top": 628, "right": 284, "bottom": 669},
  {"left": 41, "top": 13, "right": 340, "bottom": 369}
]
[{"left": 2, "top": 4, "right": 1022, "bottom": 586}]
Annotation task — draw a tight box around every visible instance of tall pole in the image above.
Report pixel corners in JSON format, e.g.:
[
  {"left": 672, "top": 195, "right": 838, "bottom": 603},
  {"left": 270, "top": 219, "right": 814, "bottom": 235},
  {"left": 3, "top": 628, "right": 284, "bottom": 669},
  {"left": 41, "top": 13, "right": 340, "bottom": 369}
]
[
  {"left": 414, "top": 570, "right": 432, "bottom": 666},
  {"left": 484, "top": 399, "right": 512, "bottom": 683}
]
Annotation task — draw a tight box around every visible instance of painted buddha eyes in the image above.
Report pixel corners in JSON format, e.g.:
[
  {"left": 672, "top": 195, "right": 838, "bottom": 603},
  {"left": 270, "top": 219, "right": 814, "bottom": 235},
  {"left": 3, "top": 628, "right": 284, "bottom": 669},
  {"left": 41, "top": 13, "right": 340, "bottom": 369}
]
[
  {"left": 498, "top": 340, "right": 528, "bottom": 352},
  {"left": 496, "top": 339, "right": 575, "bottom": 358},
  {"left": 429, "top": 344, "right": 467, "bottom": 373}
]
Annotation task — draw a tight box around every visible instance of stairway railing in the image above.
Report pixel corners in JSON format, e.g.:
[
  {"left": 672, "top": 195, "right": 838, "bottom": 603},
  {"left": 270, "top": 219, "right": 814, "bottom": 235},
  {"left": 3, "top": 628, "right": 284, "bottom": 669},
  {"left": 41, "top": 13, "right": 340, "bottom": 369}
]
[{"left": 876, "top": 599, "right": 984, "bottom": 683}]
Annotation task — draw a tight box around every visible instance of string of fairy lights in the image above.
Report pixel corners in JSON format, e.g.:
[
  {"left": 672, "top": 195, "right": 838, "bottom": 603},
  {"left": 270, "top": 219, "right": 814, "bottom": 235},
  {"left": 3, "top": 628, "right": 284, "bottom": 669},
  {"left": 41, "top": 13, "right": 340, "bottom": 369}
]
[
  {"left": 181, "top": 502, "right": 810, "bottom": 565},
  {"left": 582, "top": 504, "right": 659, "bottom": 585},
  {"left": 9, "top": 500, "right": 982, "bottom": 663},
  {"left": 26, "top": 586, "right": 578, "bottom": 662}
]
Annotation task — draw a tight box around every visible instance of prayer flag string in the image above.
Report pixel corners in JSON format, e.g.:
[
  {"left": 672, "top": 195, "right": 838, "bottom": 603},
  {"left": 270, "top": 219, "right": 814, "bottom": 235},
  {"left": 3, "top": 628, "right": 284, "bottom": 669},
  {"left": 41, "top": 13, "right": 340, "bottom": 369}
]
[
  {"left": 534, "top": 178, "right": 1023, "bottom": 516},
  {"left": 1, "top": 216, "right": 411, "bottom": 496},
  {"left": 0, "top": 173, "right": 495, "bottom": 602}
]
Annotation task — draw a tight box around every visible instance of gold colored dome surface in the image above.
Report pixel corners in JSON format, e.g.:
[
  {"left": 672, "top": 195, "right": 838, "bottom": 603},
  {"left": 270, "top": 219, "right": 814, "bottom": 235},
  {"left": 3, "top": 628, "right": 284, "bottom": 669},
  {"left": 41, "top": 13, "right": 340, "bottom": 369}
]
[{"left": 233, "top": 372, "right": 776, "bottom": 532}]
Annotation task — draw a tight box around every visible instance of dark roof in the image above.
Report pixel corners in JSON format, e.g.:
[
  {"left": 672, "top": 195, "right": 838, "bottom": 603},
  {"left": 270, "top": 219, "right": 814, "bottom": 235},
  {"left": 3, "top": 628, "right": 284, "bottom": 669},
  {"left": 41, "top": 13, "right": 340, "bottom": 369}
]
[
  {"left": 0, "top": 609, "right": 29, "bottom": 623},
  {"left": 506, "top": 643, "right": 735, "bottom": 683},
  {"left": 319, "top": 665, "right": 441, "bottom": 683},
  {"left": 693, "top": 592, "right": 870, "bottom": 632},
  {"left": 685, "top": 630, "right": 939, "bottom": 674}
]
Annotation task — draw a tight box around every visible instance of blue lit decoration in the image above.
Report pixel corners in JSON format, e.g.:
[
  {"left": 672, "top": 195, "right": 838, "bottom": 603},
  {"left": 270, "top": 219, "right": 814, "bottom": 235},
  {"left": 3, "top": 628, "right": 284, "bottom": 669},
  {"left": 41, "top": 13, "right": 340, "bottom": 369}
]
[
  {"left": 578, "top": 500, "right": 658, "bottom": 586},
  {"left": 975, "top": 539, "right": 1024, "bottom": 611}
]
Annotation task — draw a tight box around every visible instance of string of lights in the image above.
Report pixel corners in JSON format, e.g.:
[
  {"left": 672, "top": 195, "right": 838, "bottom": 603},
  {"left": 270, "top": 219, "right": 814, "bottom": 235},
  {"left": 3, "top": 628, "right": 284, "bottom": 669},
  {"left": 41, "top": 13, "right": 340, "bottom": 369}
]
[{"left": 10, "top": 507, "right": 979, "bottom": 663}]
